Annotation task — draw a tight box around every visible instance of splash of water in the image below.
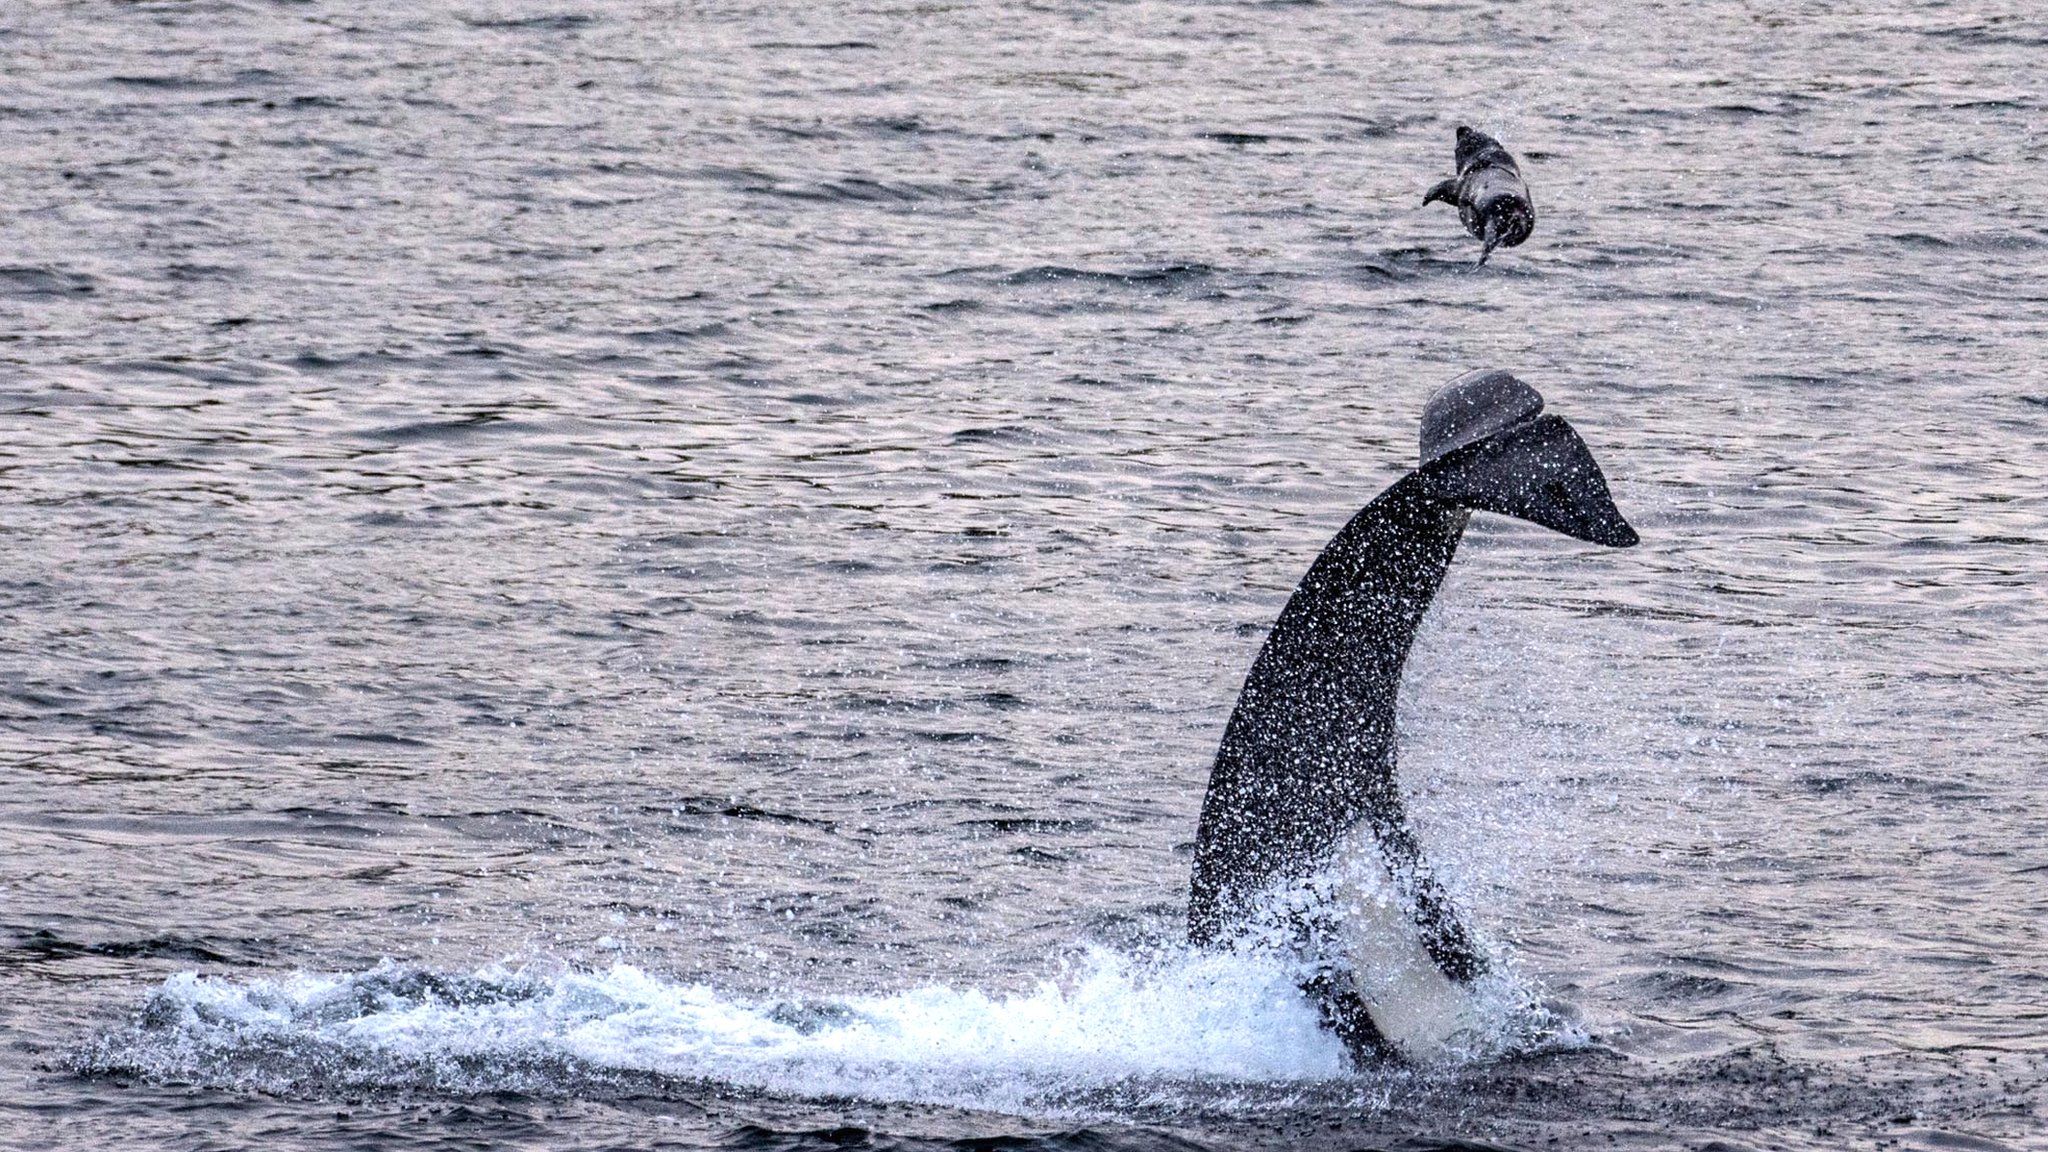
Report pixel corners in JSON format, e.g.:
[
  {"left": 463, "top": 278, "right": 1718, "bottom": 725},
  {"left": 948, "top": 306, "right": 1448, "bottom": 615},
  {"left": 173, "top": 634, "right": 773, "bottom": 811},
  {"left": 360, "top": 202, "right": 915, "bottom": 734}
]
[{"left": 78, "top": 944, "right": 1581, "bottom": 1117}]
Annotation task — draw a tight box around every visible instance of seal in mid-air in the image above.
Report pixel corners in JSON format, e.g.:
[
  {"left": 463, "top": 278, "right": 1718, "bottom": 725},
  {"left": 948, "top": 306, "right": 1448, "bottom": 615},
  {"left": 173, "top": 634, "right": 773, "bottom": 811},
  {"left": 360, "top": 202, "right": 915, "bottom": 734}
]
[
  {"left": 1423, "top": 126, "right": 1536, "bottom": 267},
  {"left": 1187, "top": 369, "right": 1637, "bottom": 1062}
]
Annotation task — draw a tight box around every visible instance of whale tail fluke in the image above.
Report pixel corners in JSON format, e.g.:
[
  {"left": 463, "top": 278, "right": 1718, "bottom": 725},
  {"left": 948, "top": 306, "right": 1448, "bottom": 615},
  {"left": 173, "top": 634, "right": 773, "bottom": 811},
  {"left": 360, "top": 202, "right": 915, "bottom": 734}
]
[
  {"left": 1429, "top": 414, "right": 1637, "bottom": 547},
  {"left": 1420, "top": 371, "right": 1639, "bottom": 548}
]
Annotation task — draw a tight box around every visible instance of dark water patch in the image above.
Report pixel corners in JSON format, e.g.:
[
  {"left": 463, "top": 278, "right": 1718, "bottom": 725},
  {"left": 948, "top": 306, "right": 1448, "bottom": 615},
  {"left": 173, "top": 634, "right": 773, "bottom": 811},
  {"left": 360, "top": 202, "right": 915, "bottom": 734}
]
[
  {"left": 957, "top": 818, "right": 1100, "bottom": 836},
  {"left": 1745, "top": 371, "right": 1844, "bottom": 388},
  {"left": 1947, "top": 99, "right": 2036, "bottom": 111},
  {"left": 784, "top": 178, "right": 925, "bottom": 203},
  {"left": 2, "top": 809, "right": 396, "bottom": 843},
  {"left": 1274, "top": 111, "right": 1401, "bottom": 140},
  {"left": 911, "top": 729, "right": 985, "bottom": 745},
  {"left": 328, "top": 730, "right": 433, "bottom": 749},
  {"left": 626, "top": 322, "right": 731, "bottom": 344},
  {"left": 1591, "top": 285, "right": 1756, "bottom": 309},
  {"left": 1569, "top": 244, "right": 1694, "bottom": 269},
  {"left": 1348, "top": 247, "right": 1480, "bottom": 280},
  {"left": 1705, "top": 103, "right": 1805, "bottom": 119},
  {"left": 1914, "top": 22, "right": 2048, "bottom": 48},
  {"left": 719, "top": 1125, "right": 1221, "bottom": 1152},
  {"left": 81, "top": 356, "right": 277, "bottom": 388},
  {"left": 1793, "top": 767, "right": 1983, "bottom": 799},
  {"left": 163, "top": 263, "right": 242, "bottom": 282},
  {"left": 662, "top": 798, "right": 834, "bottom": 828},
  {"left": 996, "top": 264, "right": 1218, "bottom": 289},
  {"left": 285, "top": 349, "right": 415, "bottom": 373},
  {"left": 1195, "top": 131, "right": 1305, "bottom": 146},
  {"left": 853, "top": 115, "right": 939, "bottom": 135},
  {"left": 787, "top": 1126, "right": 1343, "bottom": 1152},
  {"left": 103, "top": 69, "right": 279, "bottom": 92},
  {"left": 918, "top": 656, "right": 1017, "bottom": 674},
  {"left": 460, "top": 13, "right": 598, "bottom": 30},
  {"left": 1890, "top": 233, "right": 1959, "bottom": 250},
  {"left": 360, "top": 412, "right": 513, "bottom": 444},
  {"left": 759, "top": 120, "right": 847, "bottom": 141},
  {"left": 700, "top": 166, "right": 996, "bottom": 204},
  {"left": 5, "top": 929, "right": 264, "bottom": 968},
  {"left": 950, "top": 426, "right": 1034, "bottom": 444},
  {"left": 1887, "top": 231, "right": 2043, "bottom": 252},
  {"left": 0, "top": 266, "right": 96, "bottom": 297},
  {"left": 1626, "top": 968, "right": 1740, "bottom": 1000},
  {"left": 754, "top": 41, "right": 882, "bottom": 51}
]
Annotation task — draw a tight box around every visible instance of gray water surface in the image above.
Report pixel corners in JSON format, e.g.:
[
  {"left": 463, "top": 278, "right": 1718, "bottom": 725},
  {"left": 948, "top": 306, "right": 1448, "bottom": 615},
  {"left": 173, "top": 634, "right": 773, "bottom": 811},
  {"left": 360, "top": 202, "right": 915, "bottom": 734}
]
[{"left": 3, "top": 2, "right": 2046, "bottom": 1149}]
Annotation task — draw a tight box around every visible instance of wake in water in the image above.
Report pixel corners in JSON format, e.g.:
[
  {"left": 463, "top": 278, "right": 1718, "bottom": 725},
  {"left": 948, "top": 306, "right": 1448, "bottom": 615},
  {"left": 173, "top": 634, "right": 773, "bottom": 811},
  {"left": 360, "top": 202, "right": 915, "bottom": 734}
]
[{"left": 75, "top": 944, "right": 1584, "bottom": 1118}]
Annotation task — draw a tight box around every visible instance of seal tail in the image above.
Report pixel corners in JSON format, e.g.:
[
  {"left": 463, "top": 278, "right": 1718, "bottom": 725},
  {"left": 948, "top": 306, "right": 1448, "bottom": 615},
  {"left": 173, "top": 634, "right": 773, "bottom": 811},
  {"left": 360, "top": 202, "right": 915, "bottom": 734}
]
[{"left": 1475, "top": 219, "right": 1502, "bottom": 268}]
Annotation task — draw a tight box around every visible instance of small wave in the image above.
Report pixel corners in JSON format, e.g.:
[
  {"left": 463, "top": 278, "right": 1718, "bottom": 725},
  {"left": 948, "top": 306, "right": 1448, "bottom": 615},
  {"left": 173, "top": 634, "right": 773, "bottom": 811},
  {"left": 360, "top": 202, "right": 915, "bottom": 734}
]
[
  {"left": 754, "top": 41, "right": 882, "bottom": 51},
  {"left": 1195, "top": 131, "right": 1306, "bottom": 146},
  {"left": 1914, "top": 21, "right": 2048, "bottom": 48},
  {"left": 103, "top": 69, "right": 278, "bottom": 91},
  {"left": 997, "top": 265, "right": 1218, "bottom": 289},
  {"left": 460, "top": 13, "right": 598, "bottom": 30},
  {"left": 10, "top": 928, "right": 266, "bottom": 967},
  {"left": 699, "top": 166, "right": 996, "bottom": 204},
  {"left": 1886, "top": 230, "right": 2043, "bottom": 252},
  {"left": 0, "top": 266, "right": 96, "bottom": 297},
  {"left": 661, "top": 796, "right": 835, "bottom": 827},
  {"left": 361, "top": 412, "right": 513, "bottom": 444},
  {"left": 624, "top": 322, "right": 731, "bottom": 344}
]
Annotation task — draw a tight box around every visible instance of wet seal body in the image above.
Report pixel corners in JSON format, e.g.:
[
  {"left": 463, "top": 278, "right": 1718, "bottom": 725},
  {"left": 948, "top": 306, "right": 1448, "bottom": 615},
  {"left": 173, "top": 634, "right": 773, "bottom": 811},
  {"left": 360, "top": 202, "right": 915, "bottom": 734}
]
[
  {"left": 1424, "top": 126, "right": 1536, "bottom": 267},
  {"left": 1187, "top": 370, "right": 1636, "bottom": 1063}
]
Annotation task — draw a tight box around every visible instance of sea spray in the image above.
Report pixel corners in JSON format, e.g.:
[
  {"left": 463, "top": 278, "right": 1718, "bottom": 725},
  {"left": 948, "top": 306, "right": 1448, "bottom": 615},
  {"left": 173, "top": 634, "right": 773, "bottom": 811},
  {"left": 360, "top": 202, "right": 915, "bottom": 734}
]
[{"left": 78, "top": 943, "right": 1580, "bottom": 1116}]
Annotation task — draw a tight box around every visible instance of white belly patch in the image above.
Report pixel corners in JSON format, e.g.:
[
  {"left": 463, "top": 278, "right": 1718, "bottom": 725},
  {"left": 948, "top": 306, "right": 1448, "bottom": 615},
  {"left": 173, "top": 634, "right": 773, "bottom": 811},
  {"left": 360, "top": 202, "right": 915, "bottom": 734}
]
[{"left": 1318, "top": 825, "right": 1486, "bottom": 1062}]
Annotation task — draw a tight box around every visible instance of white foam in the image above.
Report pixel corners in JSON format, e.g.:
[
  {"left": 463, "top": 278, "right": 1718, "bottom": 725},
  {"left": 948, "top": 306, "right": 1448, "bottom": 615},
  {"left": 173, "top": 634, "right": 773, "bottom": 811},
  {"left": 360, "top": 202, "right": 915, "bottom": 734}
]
[{"left": 95, "top": 944, "right": 1580, "bottom": 1115}]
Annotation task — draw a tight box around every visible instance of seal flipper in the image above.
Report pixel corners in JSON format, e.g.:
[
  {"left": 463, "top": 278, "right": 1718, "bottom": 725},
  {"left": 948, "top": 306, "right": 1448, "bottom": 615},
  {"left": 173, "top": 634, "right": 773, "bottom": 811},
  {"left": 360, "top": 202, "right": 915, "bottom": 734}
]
[{"left": 1423, "top": 177, "right": 1461, "bottom": 208}]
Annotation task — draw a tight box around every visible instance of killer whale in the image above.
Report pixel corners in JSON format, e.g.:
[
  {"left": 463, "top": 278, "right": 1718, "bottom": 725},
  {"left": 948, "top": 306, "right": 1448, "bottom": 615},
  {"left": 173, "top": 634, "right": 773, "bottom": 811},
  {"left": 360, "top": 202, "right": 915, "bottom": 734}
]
[
  {"left": 1187, "top": 369, "right": 1637, "bottom": 1062},
  {"left": 1423, "top": 126, "right": 1537, "bottom": 267}
]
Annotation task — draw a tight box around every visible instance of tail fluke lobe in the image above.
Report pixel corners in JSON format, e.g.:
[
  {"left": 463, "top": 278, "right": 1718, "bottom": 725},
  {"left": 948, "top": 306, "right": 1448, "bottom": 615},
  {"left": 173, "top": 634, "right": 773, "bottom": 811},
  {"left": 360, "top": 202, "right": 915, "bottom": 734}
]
[
  {"left": 1426, "top": 414, "right": 1638, "bottom": 547},
  {"left": 1419, "top": 370, "right": 1639, "bottom": 549}
]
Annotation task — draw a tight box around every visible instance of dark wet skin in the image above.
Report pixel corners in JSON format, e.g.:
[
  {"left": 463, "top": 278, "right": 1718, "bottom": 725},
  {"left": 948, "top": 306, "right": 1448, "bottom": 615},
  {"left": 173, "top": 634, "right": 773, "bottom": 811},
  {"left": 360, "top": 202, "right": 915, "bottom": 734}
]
[
  {"left": 1424, "top": 126, "right": 1538, "bottom": 266},
  {"left": 1188, "top": 376, "right": 1635, "bottom": 1060}
]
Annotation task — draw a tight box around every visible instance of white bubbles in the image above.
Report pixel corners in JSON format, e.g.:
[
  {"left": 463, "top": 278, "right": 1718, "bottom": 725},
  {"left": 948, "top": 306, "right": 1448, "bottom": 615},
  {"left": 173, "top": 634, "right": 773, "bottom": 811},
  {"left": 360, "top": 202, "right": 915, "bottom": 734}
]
[{"left": 87, "top": 943, "right": 1578, "bottom": 1116}]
